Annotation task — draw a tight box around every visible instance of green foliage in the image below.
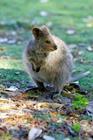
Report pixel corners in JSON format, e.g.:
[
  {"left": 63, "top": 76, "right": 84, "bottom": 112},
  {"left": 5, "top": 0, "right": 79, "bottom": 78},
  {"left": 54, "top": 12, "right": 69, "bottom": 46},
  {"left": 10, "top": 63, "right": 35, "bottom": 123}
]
[
  {"left": 72, "top": 94, "right": 89, "bottom": 109},
  {"left": 72, "top": 123, "right": 81, "bottom": 133}
]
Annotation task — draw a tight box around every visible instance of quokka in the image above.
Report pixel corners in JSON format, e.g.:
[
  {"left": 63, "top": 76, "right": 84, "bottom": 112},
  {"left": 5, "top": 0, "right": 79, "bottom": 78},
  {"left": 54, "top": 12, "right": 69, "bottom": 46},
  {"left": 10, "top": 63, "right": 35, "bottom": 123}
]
[{"left": 23, "top": 25, "right": 73, "bottom": 93}]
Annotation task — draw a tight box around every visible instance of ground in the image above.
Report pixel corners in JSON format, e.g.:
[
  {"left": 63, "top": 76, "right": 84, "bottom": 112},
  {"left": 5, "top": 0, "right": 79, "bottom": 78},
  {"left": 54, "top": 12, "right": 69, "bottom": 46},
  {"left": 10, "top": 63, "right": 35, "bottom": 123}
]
[{"left": 0, "top": 0, "right": 93, "bottom": 140}]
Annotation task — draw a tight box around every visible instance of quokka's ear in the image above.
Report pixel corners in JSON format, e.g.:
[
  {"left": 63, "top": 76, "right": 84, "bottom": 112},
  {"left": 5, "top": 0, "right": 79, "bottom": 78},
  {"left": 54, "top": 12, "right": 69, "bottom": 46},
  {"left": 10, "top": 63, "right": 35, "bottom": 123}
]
[
  {"left": 41, "top": 25, "right": 50, "bottom": 35},
  {"left": 32, "top": 27, "right": 43, "bottom": 39}
]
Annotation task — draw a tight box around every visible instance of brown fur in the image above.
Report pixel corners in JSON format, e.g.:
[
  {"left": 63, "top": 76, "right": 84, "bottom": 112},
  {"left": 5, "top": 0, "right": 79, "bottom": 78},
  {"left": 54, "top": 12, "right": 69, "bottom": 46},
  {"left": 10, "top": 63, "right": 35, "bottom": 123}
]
[{"left": 23, "top": 25, "right": 73, "bottom": 93}]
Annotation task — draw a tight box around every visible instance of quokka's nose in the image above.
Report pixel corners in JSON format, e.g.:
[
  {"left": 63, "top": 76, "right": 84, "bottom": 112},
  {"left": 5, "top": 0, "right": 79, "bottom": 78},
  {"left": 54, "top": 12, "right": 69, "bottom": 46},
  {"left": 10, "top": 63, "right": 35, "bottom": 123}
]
[{"left": 53, "top": 45, "right": 57, "bottom": 50}]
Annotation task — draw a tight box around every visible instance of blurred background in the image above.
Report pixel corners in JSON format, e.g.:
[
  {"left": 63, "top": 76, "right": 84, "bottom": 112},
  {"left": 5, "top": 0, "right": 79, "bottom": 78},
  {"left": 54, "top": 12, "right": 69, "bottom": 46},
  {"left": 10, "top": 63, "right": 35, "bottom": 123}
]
[{"left": 0, "top": 0, "right": 93, "bottom": 92}]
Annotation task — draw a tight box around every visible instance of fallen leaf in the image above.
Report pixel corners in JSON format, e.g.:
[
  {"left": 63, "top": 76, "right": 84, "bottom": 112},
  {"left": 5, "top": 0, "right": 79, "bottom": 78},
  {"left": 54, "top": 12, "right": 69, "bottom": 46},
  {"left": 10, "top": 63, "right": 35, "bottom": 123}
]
[
  {"left": 28, "top": 127, "right": 42, "bottom": 140},
  {"left": 7, "top": 39, "right": 16, "bottom": 44},
  {"left": 43, "top": 135, "right": 55, "bottom": 140},
  {"left": 86, "top": 101, "right": 93, "bottom": 117},
  {"left": 66, "top": 29, "right": 76, "bottom": 35},
  {"left": 78, "top": 51, "right": 84, "bottom": 56},
  {"left": 86, "top": 46, "right": 93, "bottom": 52},
  {"left": 6, "top": 86, "right": 18, "bottom": 92},
  {"left": 0, "top": 37, "right": 8, "bottom": 43},
  {"left": 40, "top": 11, "right": 48, "bottom": 17}
]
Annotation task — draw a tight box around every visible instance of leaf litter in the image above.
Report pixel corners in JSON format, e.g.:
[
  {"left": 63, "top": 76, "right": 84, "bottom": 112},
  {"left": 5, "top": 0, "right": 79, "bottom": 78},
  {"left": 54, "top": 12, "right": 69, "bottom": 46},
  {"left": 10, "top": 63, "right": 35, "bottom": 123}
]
[{"left": 0, "top": 83, "right": 93, "bottom": 140}]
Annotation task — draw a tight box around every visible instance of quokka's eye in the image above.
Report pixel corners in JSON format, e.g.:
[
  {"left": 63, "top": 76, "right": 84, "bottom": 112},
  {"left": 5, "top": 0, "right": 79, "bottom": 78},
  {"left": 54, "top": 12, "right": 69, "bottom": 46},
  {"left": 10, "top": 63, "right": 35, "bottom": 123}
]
[{"left": 45, "top": 40, "right": 51, "bottom": 44}]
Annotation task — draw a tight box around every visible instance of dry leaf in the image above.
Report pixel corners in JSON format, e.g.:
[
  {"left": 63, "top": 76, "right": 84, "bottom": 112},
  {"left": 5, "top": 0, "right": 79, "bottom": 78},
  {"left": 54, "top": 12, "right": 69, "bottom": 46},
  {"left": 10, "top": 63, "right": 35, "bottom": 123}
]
[
  {"left": 66, "top": 29, "right": 75, "bottom": 35},
  {"left": 28, "top": 127, "right": 42, "bottom": 140},
  {"left": 86, "top": 101, "right": 93, "bottom": 117},
  {"left": 43, "top": 135, "right": 55, "bottom": 140},
  {"left": 6, "top": 86, "right": 18, "bottom": 92},
  {"left": 87, "top": 46, "right": 93, "bottom": 52},
  {"left": 40, "top": 11, "right": 48, "bottom": 16}
]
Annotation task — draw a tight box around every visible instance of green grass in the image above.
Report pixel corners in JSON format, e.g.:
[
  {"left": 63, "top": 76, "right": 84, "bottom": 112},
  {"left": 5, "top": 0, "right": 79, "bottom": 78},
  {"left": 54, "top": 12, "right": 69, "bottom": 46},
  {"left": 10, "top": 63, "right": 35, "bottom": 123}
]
[
  {"left": 0, "top": 0, "right": 93, "bottom": 91},
  {"left": 72, "top": 94, "right": 89, "bottom": 110},
  {"left": 0, "top": 44, "right": 23, "bottom": 69},
  {"left": 71, "top": 123, "right": 81, "bottom": 133}
]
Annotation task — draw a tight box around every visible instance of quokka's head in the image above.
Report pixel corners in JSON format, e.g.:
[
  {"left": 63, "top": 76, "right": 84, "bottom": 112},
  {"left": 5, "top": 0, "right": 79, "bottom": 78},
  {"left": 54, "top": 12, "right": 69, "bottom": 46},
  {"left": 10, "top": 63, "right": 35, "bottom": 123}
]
[{"left": 32, "top": 25, "right": 57, "bottom": 52}]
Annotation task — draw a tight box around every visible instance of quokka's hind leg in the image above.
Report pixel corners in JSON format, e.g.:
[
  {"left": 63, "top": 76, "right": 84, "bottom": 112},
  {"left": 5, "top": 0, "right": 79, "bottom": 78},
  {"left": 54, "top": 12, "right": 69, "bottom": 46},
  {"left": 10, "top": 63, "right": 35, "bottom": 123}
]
[{"left": 52, "top": 83, "right": 64, "bottom": 97}]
